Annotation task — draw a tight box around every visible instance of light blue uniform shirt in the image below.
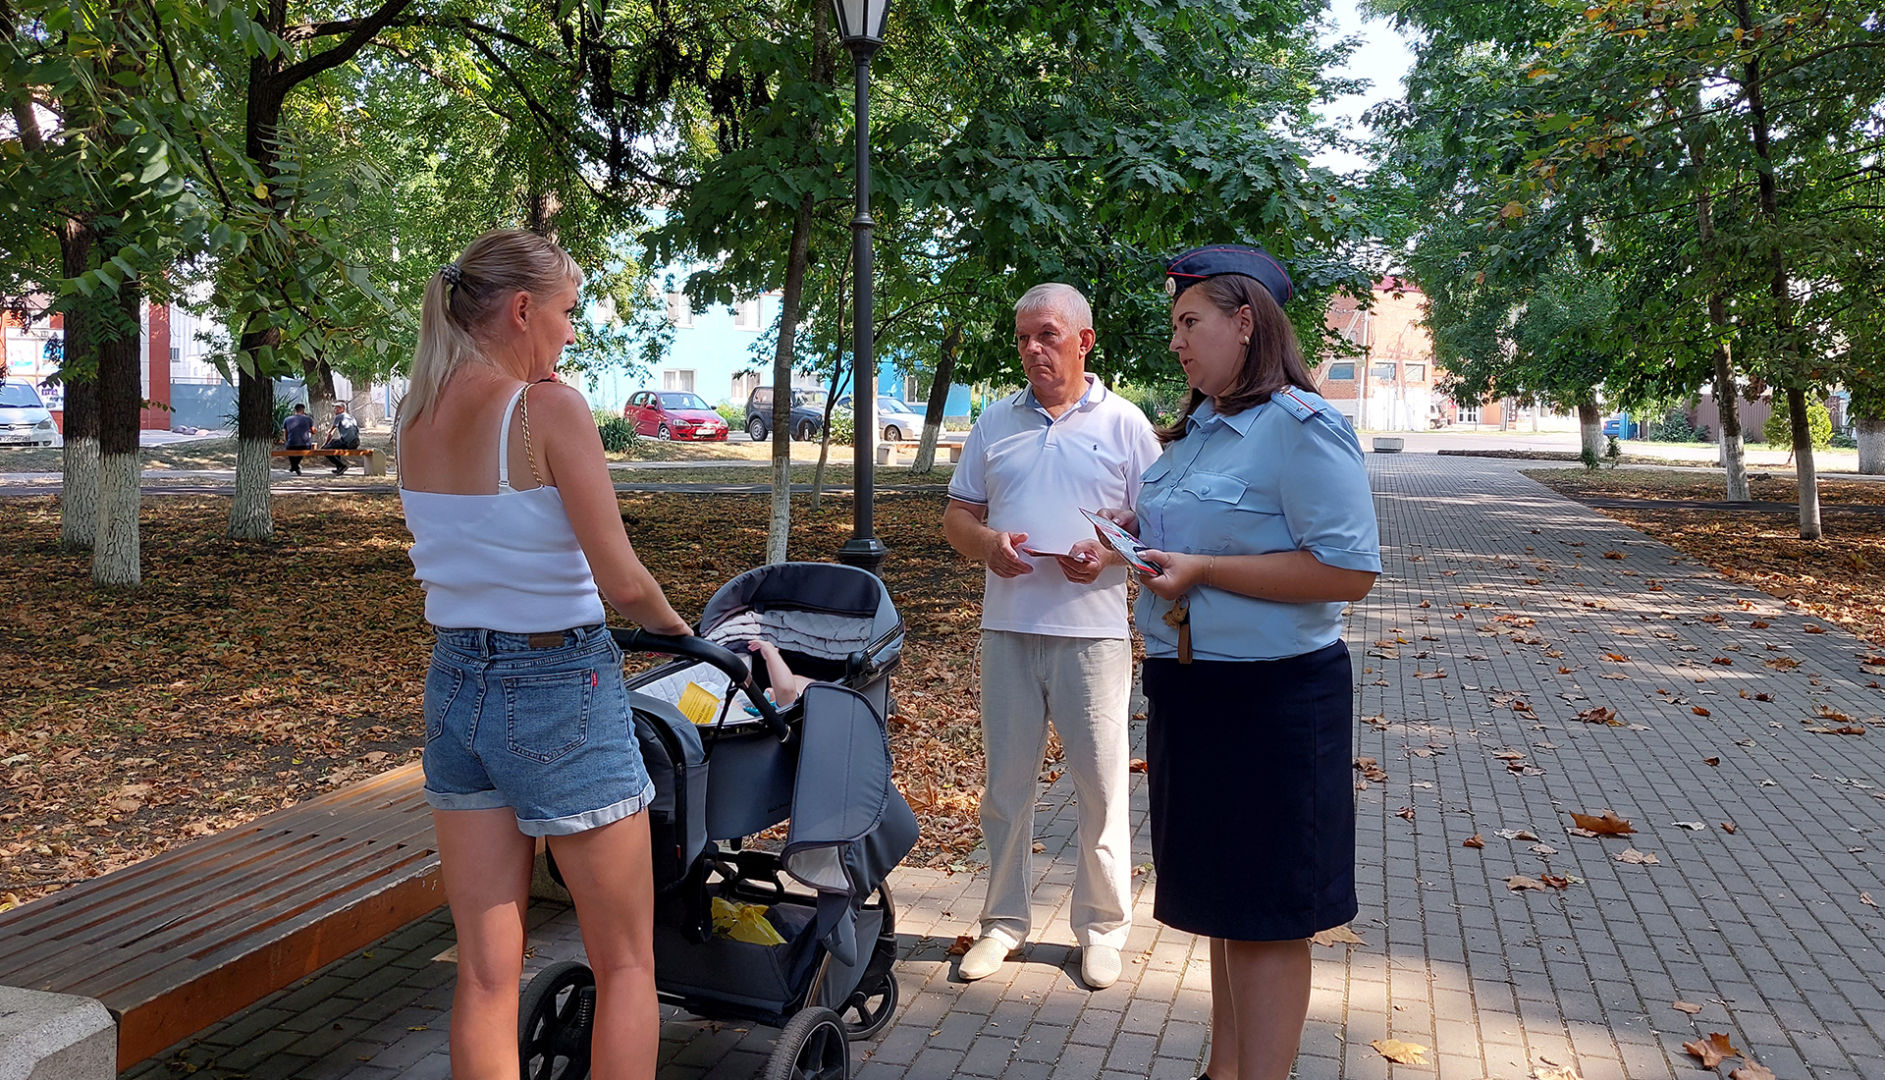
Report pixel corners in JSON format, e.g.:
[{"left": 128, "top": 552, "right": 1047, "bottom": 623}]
[{"left": 1133, "top": 386, "right": 1381, "bottom": 662}]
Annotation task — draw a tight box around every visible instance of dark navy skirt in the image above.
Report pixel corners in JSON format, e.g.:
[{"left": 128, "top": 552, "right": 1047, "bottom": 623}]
[{"left": 1142, "top": 641, "right": 1358, "bottom": 941}]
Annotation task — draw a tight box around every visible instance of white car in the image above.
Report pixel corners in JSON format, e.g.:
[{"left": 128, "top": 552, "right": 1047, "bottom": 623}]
[
  {"left": 835, "top": 394, "right": 926, "bottom": 441},
  {"left": 0, "top": 380, "right": 62, "bottom": 448}
]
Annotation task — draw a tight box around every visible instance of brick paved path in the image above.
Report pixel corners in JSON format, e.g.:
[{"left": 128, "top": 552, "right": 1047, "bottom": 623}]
[{"left": 126, "top": 455, "right": 1885, "bottom": 1080}]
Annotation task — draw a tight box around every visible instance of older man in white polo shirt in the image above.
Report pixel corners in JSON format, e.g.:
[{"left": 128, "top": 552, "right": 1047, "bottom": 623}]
[{"left": 943, "top": 282, "right": 1160, "bottom": 990}]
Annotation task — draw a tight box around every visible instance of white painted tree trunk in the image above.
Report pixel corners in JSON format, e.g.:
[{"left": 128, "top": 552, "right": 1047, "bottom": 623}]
[
  {"left": 1858, "top": 417, "right": 1885, "bottom": 475},
  {"left": 912, "top": 420, "right": 942, "bottom": 474},
  {"left": 61, "top": 437, "right": 98, "bottom": 549},
  {"left": 93, "top": 451, "right": 140, "bottom": 586},
  {"left": 1720, "top": 432, "right": 1750, "bottom": 500},
  {"left": 1580, "top": 418, "right": 1604, "bottom": 459},
  {"left": 767, "top": 456, "right": 791, "bottom": 564},
  {"left": 228, "top": 437, "right": 275, "bottom": 539}
]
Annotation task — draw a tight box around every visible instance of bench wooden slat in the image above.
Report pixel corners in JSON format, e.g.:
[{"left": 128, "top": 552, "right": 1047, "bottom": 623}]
[
  {"left": 0, "top": 763, "right": 443, "bottom": 1069},
  {"left": 0, "top": 766, "right": 420, "bottom": 941},
  {"left": 0, "top": 806, "right": 432, "bottom": 981},
  {"left": 268, "top": 448, "right": 374, "bottom": 455}
]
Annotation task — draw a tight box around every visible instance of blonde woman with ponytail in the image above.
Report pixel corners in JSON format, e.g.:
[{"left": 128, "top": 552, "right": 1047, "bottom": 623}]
[{"left": 399, "top": 229, "right": 688, "bottom": 1080}]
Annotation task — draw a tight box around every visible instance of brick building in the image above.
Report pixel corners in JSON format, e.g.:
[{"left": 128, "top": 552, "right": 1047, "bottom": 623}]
[{"left": 1, "top": 300, "right": 174, "bottom": 431}]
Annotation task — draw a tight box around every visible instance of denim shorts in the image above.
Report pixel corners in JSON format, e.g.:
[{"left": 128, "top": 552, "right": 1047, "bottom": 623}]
[{"left": 423, "top": 624, "right": 655, "bottom": 836}]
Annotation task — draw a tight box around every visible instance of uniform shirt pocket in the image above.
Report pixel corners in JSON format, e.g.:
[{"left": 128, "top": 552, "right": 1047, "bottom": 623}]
[
  {"left": 1175, "top": 472, "right": 1284, "bottom": 554},
  {"left": 501, "top": 667, "right": 595, "bottom": 764}
]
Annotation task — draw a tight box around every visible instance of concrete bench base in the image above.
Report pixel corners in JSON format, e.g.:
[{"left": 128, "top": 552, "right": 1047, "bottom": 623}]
[
  {"left": 875, "top": 441, "right": 962, "bottom": 467},
  {"left": 0, "top": 986, "right": 115, "bottom": 1080},
  {"left": 1372, "top": 436, "right": 1405, "bottom": 453}
]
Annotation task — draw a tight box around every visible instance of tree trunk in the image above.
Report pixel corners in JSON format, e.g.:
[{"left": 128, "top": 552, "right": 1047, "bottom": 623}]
[
  {"left": 93, "top": 277, "right": 143, "bottom": 586},
  {"left": 1711, "top": 344, "right": 1749, "bottom": 501},
  {"left": 763, "top": 2, "right": 832, "bottom": 564},
  {"left": 1737, "top": 0, "right": 1811, "bottom": 538},
  {"left": 911, "top": 323, "right": 960, "bottom": 475},
  {"left": 767, "top": 194, "right": 817, "bottom": 564},
  {"left": 1577, "top": 401, "right": 1603, "bottom": 459},
  {"left": 811, "top": 245, "right": 851, "bottom": 511},
  {"left": 1685, "top": 105, "right": 1749, "bottom": 503},
  {"left": 1786, "top": 387, "right": 1821, "bottom": 540},
  {"left": 229, "top": 340, "right": 277, "bottom": 540},
  {"left": 300, "top": 354, "right": 335, "bottom": 422},
  {"left": 809, "top": 355, "right": 848, "bottom": 511},
  {"left": 56, "top": 222, "right": 98, "bottom": 549},
  {"left": 1857, "top": 416, "right": 1885, "bottom": 474}
]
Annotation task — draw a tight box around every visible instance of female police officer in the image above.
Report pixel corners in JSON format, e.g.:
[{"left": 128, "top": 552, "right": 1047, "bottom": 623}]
[{"left": 1096, "top": 245, "right": 1379, "bottom": 1080}]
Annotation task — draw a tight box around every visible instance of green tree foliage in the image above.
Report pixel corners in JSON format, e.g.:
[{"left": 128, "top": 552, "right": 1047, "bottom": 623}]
[{"left": 1763, "top": 401, "right": 1830, "bottom": 449}]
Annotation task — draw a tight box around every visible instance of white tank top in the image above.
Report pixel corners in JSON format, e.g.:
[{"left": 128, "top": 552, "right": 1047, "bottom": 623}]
[{"left": 400, "top": 385, "right": 607, "bottom": 632}]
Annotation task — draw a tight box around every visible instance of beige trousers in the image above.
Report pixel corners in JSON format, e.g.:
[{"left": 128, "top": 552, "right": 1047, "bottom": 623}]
[{"left": 976, "top": 630, "right": 1133, "bottom": 951}]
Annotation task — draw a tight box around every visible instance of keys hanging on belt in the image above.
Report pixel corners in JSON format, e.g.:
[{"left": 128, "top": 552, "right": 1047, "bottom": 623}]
[{"left": 1161, "top": 594, "right": 1192, "bottom": 665}]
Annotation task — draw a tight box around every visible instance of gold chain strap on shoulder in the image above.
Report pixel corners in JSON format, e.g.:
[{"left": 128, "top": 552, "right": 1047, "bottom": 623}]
[{"left": 519, "top": 382, "right": 546, "bottom": 488}]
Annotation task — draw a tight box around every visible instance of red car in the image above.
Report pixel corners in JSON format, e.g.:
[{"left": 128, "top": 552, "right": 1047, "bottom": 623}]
[{"left": 624, "top": 390, "right": 729, "bottom": 441}]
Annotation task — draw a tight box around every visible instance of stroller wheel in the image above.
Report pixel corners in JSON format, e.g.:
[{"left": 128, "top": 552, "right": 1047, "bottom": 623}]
[
  {"left": 519, "top": 961, "right": 595, "bottom": 1080},
  {"left": 764, "top": 1005, "right": 849, "bottom": 1080},
  {"left": 839, "top": 972, "right": 898, "bottom": 1040}
]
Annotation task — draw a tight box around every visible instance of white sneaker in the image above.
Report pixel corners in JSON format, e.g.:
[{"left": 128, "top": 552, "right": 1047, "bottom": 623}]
[
  {"left": 957, "top": 935, "right": 1011, "bottom": 981},
  {"left": 1080, "top": 944, "right": 1121, "bottom": 990}
]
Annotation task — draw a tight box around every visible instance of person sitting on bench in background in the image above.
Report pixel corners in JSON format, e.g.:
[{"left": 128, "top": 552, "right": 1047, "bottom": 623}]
[
  {"left": 323, "top": 401, "right": 362, "bottom": 474},
  {"left": 283, "top": 402, "right": 315, "bottom": 474}
]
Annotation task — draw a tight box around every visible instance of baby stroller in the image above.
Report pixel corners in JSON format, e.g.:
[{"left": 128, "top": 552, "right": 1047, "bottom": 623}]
[{"left": 518, "top": 563, "right": 916, "bottom": 1080}]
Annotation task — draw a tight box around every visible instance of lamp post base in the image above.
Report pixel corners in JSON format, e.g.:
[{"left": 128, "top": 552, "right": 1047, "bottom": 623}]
[{"left": 836, "top": 535, "right": 889, "bottom": 574}]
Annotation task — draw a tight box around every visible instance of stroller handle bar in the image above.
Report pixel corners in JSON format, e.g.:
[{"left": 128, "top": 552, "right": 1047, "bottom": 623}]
[{"left": 609, "top": 628, "right": 790, "bottom": 740}]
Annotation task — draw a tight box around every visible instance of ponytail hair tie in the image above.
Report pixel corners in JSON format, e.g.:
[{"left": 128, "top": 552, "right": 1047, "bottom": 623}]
[{"left": 440, "top": 263, "right": 463, "bottom": 286}]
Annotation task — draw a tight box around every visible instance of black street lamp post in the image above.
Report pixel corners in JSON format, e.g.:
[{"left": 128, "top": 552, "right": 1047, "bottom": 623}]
[{"left": 832, "top": 0, "right": 890, "bottom": 573}]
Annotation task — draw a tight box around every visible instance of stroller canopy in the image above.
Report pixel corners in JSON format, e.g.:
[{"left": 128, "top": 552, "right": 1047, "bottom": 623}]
[{"left": 699, "top": 563, "right": 902, "bottom": 668}]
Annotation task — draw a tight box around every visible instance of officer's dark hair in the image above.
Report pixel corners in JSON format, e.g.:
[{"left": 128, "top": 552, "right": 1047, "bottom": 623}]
[
  {"left": 293, "top": 403, "right": 306, "bottom": 412},
  {"left": 1157, "top": 273, "right": 1315, "bottom": 445}
]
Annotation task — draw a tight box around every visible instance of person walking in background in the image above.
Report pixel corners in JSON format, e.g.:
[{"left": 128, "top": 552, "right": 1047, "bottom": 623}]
[
  {"left": 1096, "top": 245, "right": 1380, "bottom": 1080},
  {"left": 282, "top": 402, "right": 314, "bottom": 474},
  {"left": 942, "top": 282, "right": 1161, "bottom": 991},
  {"left": 322, "top": 401, "right": 362, "bottom": 474},
  {"left": 398, "top": 229, "right": 692, "bottom": 1080}
]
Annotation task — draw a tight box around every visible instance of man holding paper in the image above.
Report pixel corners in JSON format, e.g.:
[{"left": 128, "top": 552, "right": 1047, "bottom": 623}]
[{"left": 942, "top": 282, "right": 1160, "bottom": 990}]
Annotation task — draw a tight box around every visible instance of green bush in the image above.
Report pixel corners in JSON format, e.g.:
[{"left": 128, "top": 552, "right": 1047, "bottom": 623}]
[
  {"left": 597, "top": 416, "right": 636, "bottom": 452},
  {"left": 1645, "top": 408, "right": 1705, "bottom": 443},
  {"left": 592, "top": 408, "right": 618, "bottom": 426},
  {"left": 717, "top": 403, "right": 743, "bottom": 429},
  {"left": 1831, "top": 429, "right": 1857, "bottom": 449},
  {"left": 826, "top": 412, "right": 855, "bottom": 445},
  {"left": 1762, "top": 402, "right": 1832, "bottom": 448}
]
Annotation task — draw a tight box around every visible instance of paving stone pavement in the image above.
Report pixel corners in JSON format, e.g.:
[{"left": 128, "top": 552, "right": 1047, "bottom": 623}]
[{"left": 122, "top": 454, "right": 1885, "bottom": 1080}]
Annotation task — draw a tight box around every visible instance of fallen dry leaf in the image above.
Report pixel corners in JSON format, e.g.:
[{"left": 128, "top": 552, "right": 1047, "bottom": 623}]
[
  {"left": 1577, "top": 705, "right": 1623, "bottom": 725},
  {"left": 1413, "top": 668, "right": 1447, "bottom": 679},
  {"left": 1498, "top": 828, "right": 1542, "bottom": 842},
  {"left": 1539, "top": 873, "right": 1572, "bottom": 889},
  {"left": 1862, "top": 892, "right": 1876, "bottom": 907},
  {"left": 1721, "top": 821, "right": 1738, "bottom": 834},
  {"left": 1532, "top": 1065, "right": 1582, "bottom": 1080},
  {"left": 1370, "top": 1039, "right": 1429, "bottom": 1065},
  {"left": 1682, "top": 1032, "right": 1743, "bottom": 1068},
  {"left": 947, "top": 934, "right": 975, "bottom": 956},
  {"left": 1615, "top": 848, "right": 1660, "bottom": 866},
  {"left": 1311, "top": 924, "right": 1366, "bottom": 947},
  {"left": 1673, "top": 999, "right": 1703, "bottom": 1014},
  {"left": 1691, "top": 706, "right": 1712, "bottom": 717},
  {"left": 1703, "top": 756, "right": 1721, "bottom": 766},
  {"left": 1354, "top": 756, "right": 1388, "bottom": 783},
  {"left": 1729, "top": 1065, "right": 1775, "bottom": 1080},
  {"left": 1603, "top": 652, "right": 1630, "bottom": 662},
  {"left": 1462, "top": 834, "right": 1485, "bottom": 848},
  {"left": 1395, "top": 806, "right": 1415, "bottom": 820},
  {"left": 1128, "top": 758, "right": 1148, "bottom": 773},
  {"left": 1568, "top": 810, "right": 1635, "bottom": 836},
  {"left": 1508, "top": 875, "right": 1549, "bottom": 892}
]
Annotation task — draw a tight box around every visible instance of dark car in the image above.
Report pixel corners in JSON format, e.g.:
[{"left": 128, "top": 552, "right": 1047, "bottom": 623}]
[
  {"left": 834, "top": 394, "right": 925, "bottom": 441},
  {"left": 624, "top": 390, "right": 729, "bottom": 441},
  {"left": 744, "top": 387, "right": 830, "bottom": 442}
]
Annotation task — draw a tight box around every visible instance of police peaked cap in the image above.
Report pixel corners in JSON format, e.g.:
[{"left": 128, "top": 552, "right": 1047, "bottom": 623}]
[{"left": 1164, "top": 244, "right": 1293, "bottom": 307}]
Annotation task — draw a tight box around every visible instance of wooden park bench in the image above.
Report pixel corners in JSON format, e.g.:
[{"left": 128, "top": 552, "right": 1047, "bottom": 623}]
[
  {"left": 875, "top": 440, "right": 962, "bottom": 467},
  {"left": 0, "top": 762, "right": 441, "bottom": 1071},
  {"left": 270, "top": 447, "right": 387, "bottom": 475}
]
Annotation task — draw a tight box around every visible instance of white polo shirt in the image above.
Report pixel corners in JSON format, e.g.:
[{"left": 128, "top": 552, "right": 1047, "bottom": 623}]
[{"left": 949, "top": 376, "right": 1161, "bottom": 639}]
